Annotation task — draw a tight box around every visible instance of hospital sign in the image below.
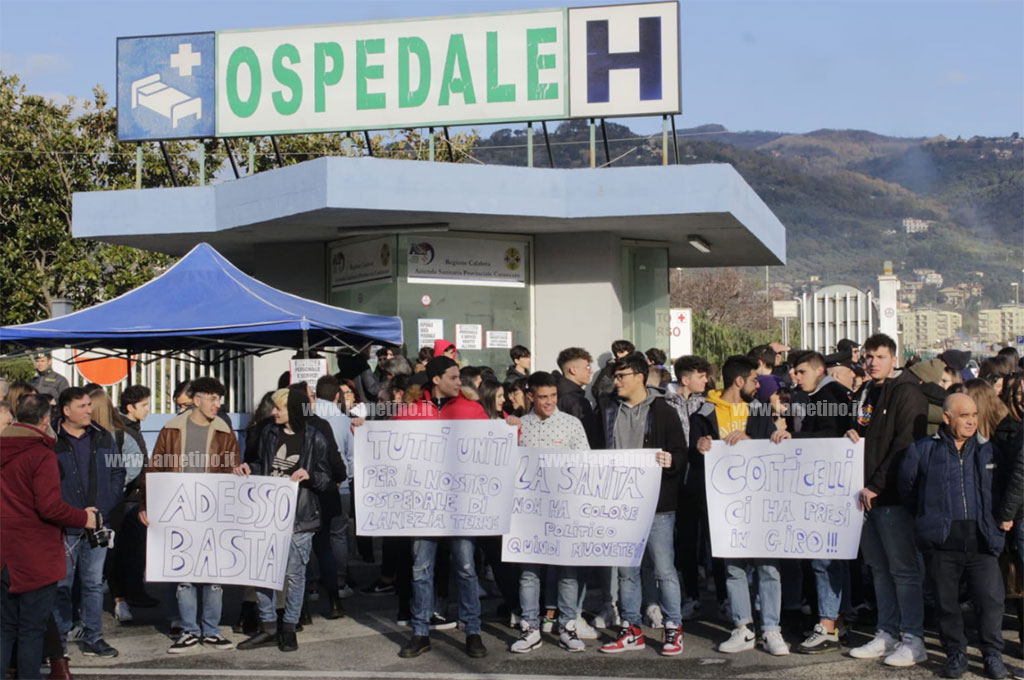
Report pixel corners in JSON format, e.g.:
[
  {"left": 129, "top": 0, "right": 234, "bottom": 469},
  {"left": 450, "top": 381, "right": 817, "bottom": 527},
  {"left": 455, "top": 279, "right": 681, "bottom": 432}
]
[{"left": 116, "top": 2, "right": 679, "bottom": 141}]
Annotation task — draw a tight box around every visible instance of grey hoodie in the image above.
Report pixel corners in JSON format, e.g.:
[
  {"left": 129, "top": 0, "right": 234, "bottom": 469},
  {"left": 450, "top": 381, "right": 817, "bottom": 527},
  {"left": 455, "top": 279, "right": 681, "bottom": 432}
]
[{"left": 613, "top": 387, "right": 659, "bottom": 449}]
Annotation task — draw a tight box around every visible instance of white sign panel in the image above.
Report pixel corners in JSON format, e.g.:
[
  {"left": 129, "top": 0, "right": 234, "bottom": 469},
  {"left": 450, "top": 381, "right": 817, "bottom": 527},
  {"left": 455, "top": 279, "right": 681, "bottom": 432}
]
[
  {"left": 705, "top": 439, "right": 864, "bottom": 559},
  {"left": 669, "top": 307, "right": 692, "bottom": 358},
  {"left": 772, "top": 300, "right": 799, "bottom": 319},
  {"left": 456, "top": 324, "right": 483, "bottom": 351},
  {"left": 407, "top": 237, "right": 526, "bottom": 287},
  {"left": 502, "top": 448, "right": 663, "bottom": 567},
  {"left": 289, "top": 358, "right": 328, "bottom": 386},
  {"left": 568, "top": 2, "right": 680, "bottom": 119},
  {"left": 354, "top": 420, "right": 520, "bottom": 536},
  {"left": 216, "top": 10, "right": 568, "bottom": 136},
  {"left": 486, "top": 330, "right": 513, "bottom": 349},
  {"left": 329, "top": 238, "right": 393, "bottom": 289},
  {"left": 417, "top": 318, "right": 444, "bottom": 349},
  {"left": 145, "top": 473, "right": 298, "bottom": 589}
]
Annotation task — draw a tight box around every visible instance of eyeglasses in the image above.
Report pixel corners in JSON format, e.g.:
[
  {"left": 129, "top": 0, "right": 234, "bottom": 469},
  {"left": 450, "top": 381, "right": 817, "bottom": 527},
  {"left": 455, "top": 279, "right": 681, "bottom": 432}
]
[{"left": 613, "top": 372, "right": 641, "bottom": 381}]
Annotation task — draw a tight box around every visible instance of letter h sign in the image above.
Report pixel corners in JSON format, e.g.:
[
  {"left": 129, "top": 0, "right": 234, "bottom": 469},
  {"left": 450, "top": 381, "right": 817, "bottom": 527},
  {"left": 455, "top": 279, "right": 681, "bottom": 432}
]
[{"left": 568, "top": 1, "right": 680, "bottom": 119}]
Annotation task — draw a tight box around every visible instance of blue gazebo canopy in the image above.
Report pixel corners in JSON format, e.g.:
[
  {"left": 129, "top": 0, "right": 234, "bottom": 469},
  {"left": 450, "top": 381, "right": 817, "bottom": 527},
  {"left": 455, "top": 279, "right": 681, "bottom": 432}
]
[{"left": 0, "top": 243, "right": 403, "bottom": 357}]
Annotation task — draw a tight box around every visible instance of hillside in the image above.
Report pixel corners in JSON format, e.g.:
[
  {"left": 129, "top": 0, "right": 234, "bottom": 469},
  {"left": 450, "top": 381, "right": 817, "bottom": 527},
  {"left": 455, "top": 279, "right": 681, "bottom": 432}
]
[{"left": 469, "top": 122, "right": 1024, "bottom": 311}]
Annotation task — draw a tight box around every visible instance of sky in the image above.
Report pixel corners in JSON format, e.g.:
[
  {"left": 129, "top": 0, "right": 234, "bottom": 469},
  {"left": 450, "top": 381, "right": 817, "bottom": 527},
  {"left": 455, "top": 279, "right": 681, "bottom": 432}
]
[{"left": 1, "top": 0, "right": 1022, "bottom": 139}]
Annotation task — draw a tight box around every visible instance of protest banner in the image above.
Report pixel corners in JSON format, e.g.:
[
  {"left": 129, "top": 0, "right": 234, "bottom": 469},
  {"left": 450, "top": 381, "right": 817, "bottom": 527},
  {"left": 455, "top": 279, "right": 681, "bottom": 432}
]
[
  {"left": 145, "top": 473, "right": 298, "bottom": 589},
  {"left": 354, "top": 420, "right": 519, "bottom": 536},
  {"left": 501, "top": 448, "right": 662, "bottom": 567},
  {"left": 705, "top": 438, "right": 865, "bottom": 559}
]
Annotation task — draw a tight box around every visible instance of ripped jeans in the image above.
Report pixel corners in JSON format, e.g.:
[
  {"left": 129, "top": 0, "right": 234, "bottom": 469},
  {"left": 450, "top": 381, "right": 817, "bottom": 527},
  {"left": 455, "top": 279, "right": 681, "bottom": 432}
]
[{"left": 411, "top": 538, "right": 480, "bottom": 637}]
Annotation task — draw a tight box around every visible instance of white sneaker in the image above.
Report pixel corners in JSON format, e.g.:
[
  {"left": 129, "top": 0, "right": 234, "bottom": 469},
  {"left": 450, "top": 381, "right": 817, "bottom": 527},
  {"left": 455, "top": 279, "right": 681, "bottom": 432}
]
[
  {"left": 644, "top": 603, "right": 664, "bottom": 629},
  {"left": 336, "top": 584, "right": 355, "bottom": 600},
  {"left": 113, "top": 601, "right": 133, "bottom": 624},
  {"left": 593, "top": 602, "right": 620, "bottom": 629},
  {"left": 883, "top": 634, "right": 927, "bottom": 667},
  {"left": 849, "top": 629, "right": 898, "bottom": 659},
  {"left": 509, "top": 611, "right": 521, "bottom": 629},
  {"left": 718, "top": 625, "right": 756, "bottom": 653},
  {"left": 718, "top": 600, "right": 733, "bottom": 624},
  {"left": 574, "top": 616, "right": 598, "bottom": 639},
  {"left": 763, "top": 630, "right": 790, "bottom": 656},
  {"left": 510, "top": 625, "right": 542, "bottom": 653},
  {"left": 680, "top": 599, "right": 701, "bottom": 621},
  {"left": 559, "top": 623, "right": 586, "bottom": 653}
]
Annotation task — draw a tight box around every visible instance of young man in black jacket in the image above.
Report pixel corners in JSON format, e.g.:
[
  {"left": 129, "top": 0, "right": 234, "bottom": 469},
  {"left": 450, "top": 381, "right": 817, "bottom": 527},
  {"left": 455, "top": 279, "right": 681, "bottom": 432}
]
[
  {"left": 597, "top": 352, "right": 684, "bottom": 657},
  {"left": 845, "top": 334, "right": 929, "bottom": 667},
  {"left": 771, "top": 351, "right": 855, "bottom": 654},
  {"left": 554, "top": 347, "right": 604, "bottom": 448},
  {"left": 693, "top": 356, "right": 788, "bottom": 656}
]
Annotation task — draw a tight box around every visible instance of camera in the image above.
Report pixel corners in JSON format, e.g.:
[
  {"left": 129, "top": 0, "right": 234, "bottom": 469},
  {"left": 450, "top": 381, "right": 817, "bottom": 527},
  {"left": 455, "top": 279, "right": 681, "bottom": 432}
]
[{"left": 84, "top": 510, "right": 114, "bottom": 549}]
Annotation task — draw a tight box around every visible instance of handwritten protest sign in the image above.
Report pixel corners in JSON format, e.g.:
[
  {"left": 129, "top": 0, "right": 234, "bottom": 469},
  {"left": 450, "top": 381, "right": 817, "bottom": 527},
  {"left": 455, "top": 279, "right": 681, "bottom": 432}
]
[
  {"left": 705, "top": 438, "right": 865, "bottom": 559},
  {"left": 145, "top": 473, "right": 297, "bottom": 589},
  {"left": 354, "top": 420, "right": 519, "bottom": 536},
  {"left": 501, "top": 448, "right": 663, "bottom": 567}
]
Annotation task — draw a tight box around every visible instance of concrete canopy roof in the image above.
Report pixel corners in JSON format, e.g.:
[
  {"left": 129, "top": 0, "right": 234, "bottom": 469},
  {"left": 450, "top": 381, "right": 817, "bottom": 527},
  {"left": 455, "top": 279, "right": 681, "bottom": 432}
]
[{"left": 72, "top": 156, "right": 785, "bottom": 267}]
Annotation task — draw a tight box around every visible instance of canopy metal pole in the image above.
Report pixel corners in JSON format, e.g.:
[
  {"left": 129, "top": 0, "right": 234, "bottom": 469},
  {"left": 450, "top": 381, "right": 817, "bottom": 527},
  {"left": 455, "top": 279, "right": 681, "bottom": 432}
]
[
  {"left": 443, "top": 126, "right": 453, "bottom": 161},
  {"left": 271, "top": 136, "right": 284, "bottom": 167},
  {"left": 601, "top": 118, "right": 610, "bottom": 166},
  {"left": 670, "top": 114, "right": 680, "bottom": 164},
  {"left": 302, "top": 328, "right": 310, "bottom": 358},
  {"left": 541, "top": 121, "right": 554, "bottom": 168},
  {"left": 158, "top": 141, "right": 178, "bottom": 187},
  {"left": 224, "top": 139, "right": 240, "bottom": 179}
]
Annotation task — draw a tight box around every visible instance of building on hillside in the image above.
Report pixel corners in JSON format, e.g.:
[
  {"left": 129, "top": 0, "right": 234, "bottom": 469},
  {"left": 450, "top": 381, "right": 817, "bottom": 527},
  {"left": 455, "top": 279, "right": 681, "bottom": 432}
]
[
  {"left": 799, "top": 284, "right": 874, "bottom": 355},
  {"left": 939, "top": 286, "right": 967, "bottom": 307},
  {"left": 903, "top": 218, "right": 930, "bottom": 234},
  {"left": 899, "top": 279, "right": 924, "bottom": 305},
  {"left": 912, "top": 268, "right": 944, "bottom": 287},
  {"left": 978, "top": 304, "right": 1024, "bottom": 344},
  {"left": 899, "top": 308, "right": 963, "bottom": 350}
]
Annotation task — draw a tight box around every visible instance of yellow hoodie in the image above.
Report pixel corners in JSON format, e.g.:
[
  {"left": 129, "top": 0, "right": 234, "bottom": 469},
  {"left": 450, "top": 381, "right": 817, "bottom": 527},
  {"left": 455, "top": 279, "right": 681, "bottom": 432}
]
[{"left": 706, "top": 389, "right": 748, "bottom": 437}]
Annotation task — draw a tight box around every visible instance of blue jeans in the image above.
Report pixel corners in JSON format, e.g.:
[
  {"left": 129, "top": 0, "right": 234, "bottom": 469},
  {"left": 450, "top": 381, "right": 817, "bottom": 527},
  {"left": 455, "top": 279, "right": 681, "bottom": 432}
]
[
  {"left": 811, "top": 559, "right": 848, "bottom": 621},
  {"left": 860, "top": 504, "right": 924, "bottom": 638},
  {"left": 619, "top": 513, "right": 682, "bottom": 627},
  {"left": 54, "top": 537, "right": 107, "bottom": 645},
  {"left": 725, "top": 559, "right": 781, "bottom": 632},
  {"left": 411, "top": 537, "right": 480, "bottom": 637},
  {"left": 519, "top": 565, "right": 582, "bottom": 629},
  {"left": 256, "top": 531, "right": 313, "bottom": 626},
  {"left": 176, "top": 583, "right": 223, "bottom": 637},
  {"left": 1, "top": 567, "right": 55, "bottom": 680}
]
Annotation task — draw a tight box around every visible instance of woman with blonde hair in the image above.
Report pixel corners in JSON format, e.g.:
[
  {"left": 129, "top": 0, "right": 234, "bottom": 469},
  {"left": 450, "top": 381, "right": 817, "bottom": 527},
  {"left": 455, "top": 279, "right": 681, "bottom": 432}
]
[{"left": 962, "top": 379, "right": 1008, "bottom": 440}]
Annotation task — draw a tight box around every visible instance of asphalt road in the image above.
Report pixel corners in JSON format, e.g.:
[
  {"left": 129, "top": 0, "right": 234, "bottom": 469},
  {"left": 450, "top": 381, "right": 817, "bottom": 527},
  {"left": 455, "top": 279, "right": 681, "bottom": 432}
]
[{"left": 64, "top": 560, "right": 1022, "bottom": 680}]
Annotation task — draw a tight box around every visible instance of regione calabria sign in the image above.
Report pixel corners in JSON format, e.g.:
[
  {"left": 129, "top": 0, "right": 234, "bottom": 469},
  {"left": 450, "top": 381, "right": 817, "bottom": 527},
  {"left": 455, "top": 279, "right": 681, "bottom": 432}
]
[{"left": 116, "top": 2, "right": 679, "bottom": 141}]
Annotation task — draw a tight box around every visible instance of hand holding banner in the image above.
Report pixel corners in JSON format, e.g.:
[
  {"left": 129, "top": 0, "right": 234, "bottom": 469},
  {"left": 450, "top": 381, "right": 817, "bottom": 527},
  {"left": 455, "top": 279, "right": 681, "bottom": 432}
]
[
  {"left": 704, "top": 438, "right": 865, "bottom": 559},
  {"left": 145, "top": 473, "right": 297, "bottom": 590}
]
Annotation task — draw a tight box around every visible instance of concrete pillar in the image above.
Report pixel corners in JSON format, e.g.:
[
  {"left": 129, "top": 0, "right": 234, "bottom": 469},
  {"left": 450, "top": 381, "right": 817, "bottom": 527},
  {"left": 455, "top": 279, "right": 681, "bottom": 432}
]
[{"left": 533, "top": 232, "right": 623, "bottom": 371}]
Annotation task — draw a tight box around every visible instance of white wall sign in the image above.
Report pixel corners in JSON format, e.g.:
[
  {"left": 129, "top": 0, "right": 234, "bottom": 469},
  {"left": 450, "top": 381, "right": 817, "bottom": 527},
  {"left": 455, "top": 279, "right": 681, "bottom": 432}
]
[
  {"left": 417, "top": 318, "right": 444, "bottom": 349},
  {"left": 407, "top": 237, "right": 527, "bottom": 287},
  {"left": 289, "top": 358, "right": 328, "bottom": 386},
  {"left": 145, "top": 473, "right": 298, "bottom": 589},
  {"left": 329, "top": 237, "right": 393, "bottom": 289},
  {"left": 502, "top": 448, "right": 663, "bottom": 567},
  {"left": 354, "top": 420, "right": 520, "bottom": 536},
  {"left": 486, "top": 330, "right": 513, "bottom": 349},
  {"left": 668, "top": 307, "right": 692, "bottom": 358},
  {"left": 705, "top": 438, "right": 865, "bottom": 559},
  {"left": 456, "top": 323, "right": 483, "bottom": 350}
]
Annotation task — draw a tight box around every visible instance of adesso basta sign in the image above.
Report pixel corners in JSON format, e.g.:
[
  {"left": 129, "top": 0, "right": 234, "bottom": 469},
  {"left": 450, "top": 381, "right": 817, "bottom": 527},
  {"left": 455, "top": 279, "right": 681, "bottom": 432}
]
[{"left": 116, "top": 2, "right": 679, "bottom": 141}]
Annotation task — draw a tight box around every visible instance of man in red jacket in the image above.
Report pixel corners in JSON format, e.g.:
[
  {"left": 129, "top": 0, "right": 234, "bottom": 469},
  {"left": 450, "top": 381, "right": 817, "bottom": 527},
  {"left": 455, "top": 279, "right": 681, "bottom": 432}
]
[{"left": 1, "top": 393, "right": 96, "bottom": 680}]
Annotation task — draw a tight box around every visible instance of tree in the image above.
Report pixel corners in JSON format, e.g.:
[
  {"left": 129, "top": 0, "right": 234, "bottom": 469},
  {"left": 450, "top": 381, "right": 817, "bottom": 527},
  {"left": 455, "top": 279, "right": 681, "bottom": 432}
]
[
  {"left": 670, "top": 267, "right": 767, "bottom": 328},
  {"left": 0, "top": 73, "right": 208, "bottom": 325}
]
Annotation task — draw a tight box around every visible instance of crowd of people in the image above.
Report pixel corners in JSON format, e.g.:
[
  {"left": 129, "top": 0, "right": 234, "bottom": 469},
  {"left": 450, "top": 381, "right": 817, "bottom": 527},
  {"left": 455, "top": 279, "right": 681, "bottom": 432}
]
[{"left": 1, "top": 337, "right": 1022, "bottom": 679}]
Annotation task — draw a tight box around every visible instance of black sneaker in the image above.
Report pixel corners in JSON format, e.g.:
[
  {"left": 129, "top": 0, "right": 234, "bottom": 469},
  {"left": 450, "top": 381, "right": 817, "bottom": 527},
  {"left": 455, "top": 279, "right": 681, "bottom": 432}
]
[
  {"left": 795, "top": 624, "right": 840, "bottom": 654},
  {"left": 429, "top": 613, "right": 457, "bottom": 630},
  {"left": 941, "top": 650, "right": 969, "bottom": 678},
  {"left": 985, "top": 655, "right": 1009, "bottom": 680},
  {"left": 201, "top": 634, "right": 235, "bottom": 650},
  {"left": 362, "top": 580, "right": 396, "bottom": 596},
  {"left": 237, "top": 630, "right": 277, "bottom": 651},
  {"left": 398, "top": 635, "right": 431, "bottom": 658},
  {"left": 278, "top": 630, "right": 298, "bottom": 652},
  {"left": 466, "top": 633, "right": 487, "bottom": 658},
  {"left": 168, "top": 632, "right": 201, "bottom": 654},
  {"left": 81, "top": 638, "right": 119, "bottom": 657}
]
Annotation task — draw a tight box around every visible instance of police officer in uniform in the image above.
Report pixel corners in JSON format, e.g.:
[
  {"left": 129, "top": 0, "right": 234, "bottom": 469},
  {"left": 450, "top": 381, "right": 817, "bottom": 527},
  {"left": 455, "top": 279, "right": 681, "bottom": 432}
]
[{"left": 30, "top": 351, "right": 69, "bottom": 401}]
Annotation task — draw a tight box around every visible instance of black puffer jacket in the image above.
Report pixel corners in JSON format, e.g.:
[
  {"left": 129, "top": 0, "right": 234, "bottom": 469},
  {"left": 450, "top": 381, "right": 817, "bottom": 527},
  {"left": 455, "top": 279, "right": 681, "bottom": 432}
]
[
  {"left": 856, "top": 370, "right": 929, "bottom": 507},
  {"left": 995, "top": 418, "right": 1024, "bottom": 522},
  {"left": 248, "top": 422, "right": 332, "bottom": 532}
]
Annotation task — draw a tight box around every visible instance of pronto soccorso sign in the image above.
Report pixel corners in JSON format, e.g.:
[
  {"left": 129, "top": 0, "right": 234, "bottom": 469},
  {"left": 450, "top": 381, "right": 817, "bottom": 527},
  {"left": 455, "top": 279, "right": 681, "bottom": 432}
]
[{"left": 116, "top": 2, "right": 679, "bottom": 141}]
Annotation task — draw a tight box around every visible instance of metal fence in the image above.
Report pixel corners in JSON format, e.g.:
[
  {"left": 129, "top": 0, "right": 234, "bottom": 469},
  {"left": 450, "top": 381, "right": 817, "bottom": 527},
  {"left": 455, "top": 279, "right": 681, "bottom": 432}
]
[{"left": 67, "top": 350, "right": 253, "bottom": 415}]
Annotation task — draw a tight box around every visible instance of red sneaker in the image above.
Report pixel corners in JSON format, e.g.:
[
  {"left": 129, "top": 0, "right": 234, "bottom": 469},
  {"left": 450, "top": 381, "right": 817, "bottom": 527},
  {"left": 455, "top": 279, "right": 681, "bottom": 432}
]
[
  {"left": 661, "top": 625, "right": 684, "bottom": 656},
  {"left": 599, "top": 624, "right": 646, "bottom": 653}
]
